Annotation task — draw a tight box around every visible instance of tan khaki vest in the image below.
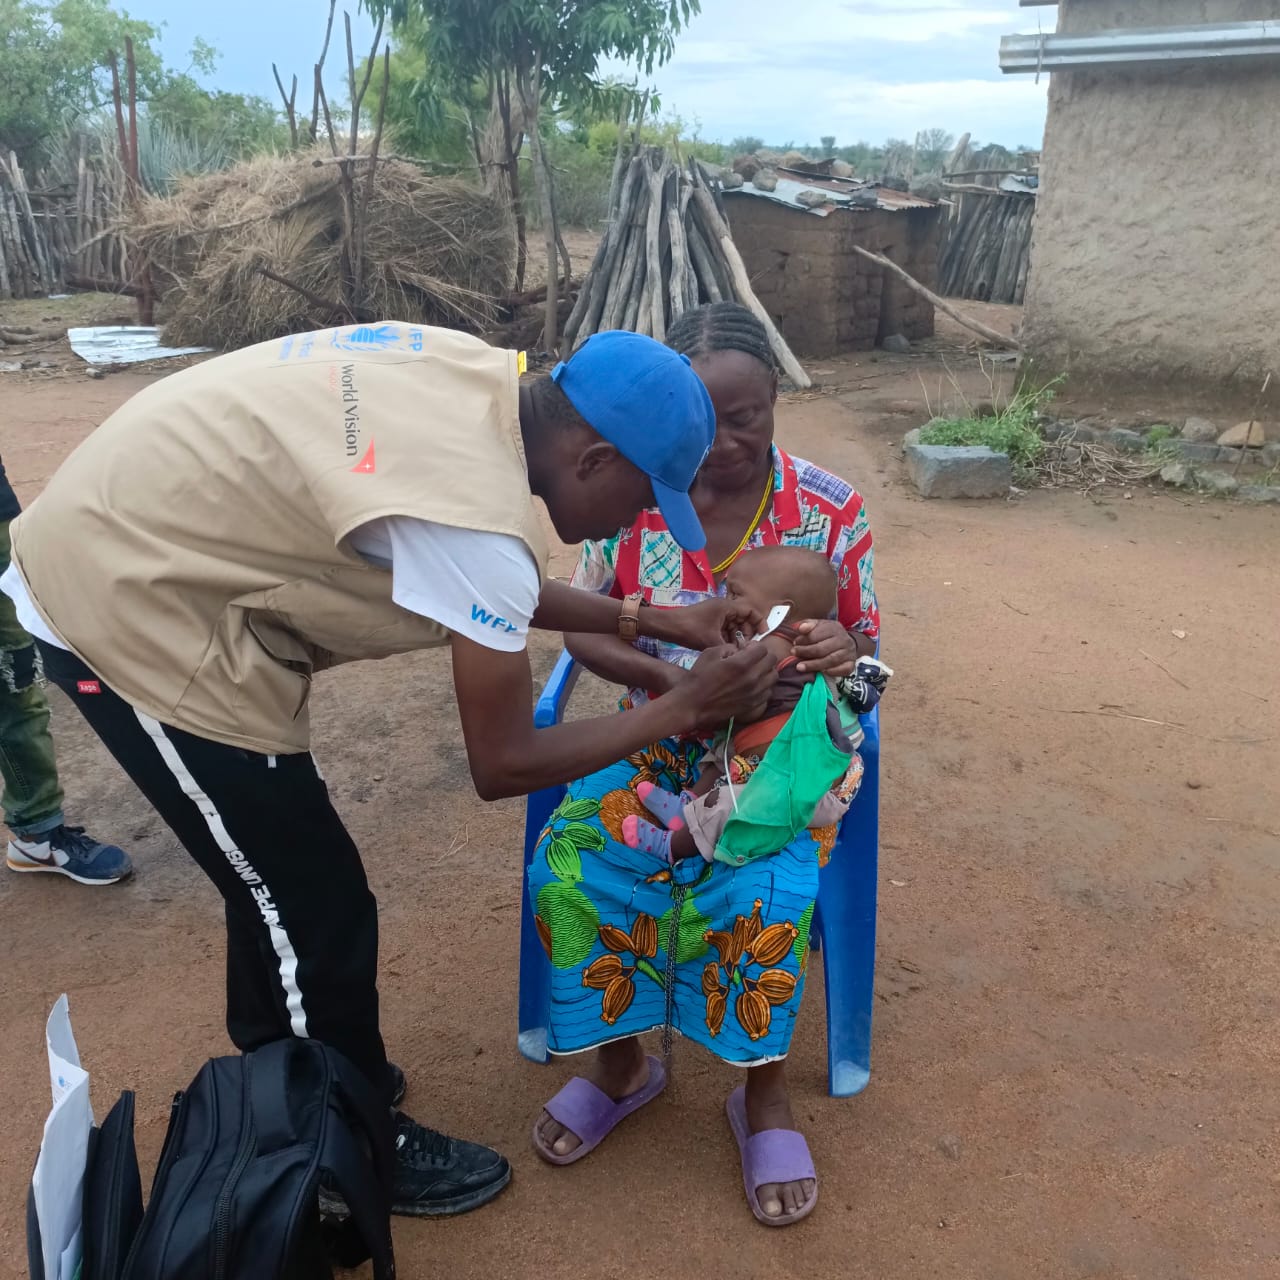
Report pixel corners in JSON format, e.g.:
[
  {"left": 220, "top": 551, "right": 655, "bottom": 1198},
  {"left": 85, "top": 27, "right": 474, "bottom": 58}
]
[{"left": 12, "top": 322, "right": 548, "bottom": 754}]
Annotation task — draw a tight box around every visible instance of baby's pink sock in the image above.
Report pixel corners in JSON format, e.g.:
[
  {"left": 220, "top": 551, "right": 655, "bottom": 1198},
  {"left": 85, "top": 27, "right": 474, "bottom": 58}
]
[
  {"left": 636, "top": 780, "right": 691, "bottom": 831},
  {"left": 622, "top": 814, "right": 674, "bottom": 863}
]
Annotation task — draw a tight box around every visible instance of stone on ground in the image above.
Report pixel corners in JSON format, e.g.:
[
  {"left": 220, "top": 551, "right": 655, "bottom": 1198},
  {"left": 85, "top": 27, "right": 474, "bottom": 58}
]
[
  {"left": 1176, "top": 442, "right": 1226, "bottom": 464},
  {"left": 1237, "top": 485, "right": 1280, "bottom": 504},
  {"left": 882, "top": 334, "right": 912, "bottom": 354},
  {"left": 1160, "top": 463, "right": 1192, "bottom": 487},
  {"left": 905, "top": 443, "right": 1011, "bottom": 499},
  {"left": 1181, "top": 417, "right": 1218, "bottom": 444},
  {"left": 1105, "top": 428, "right": 1145, "bottom": 453},
  {"left": 1218, "top": 420, "right": 1266, "bottom": 447},
  {"left": 1197, "top": 470, "right": 1239, "bottom": 495}
]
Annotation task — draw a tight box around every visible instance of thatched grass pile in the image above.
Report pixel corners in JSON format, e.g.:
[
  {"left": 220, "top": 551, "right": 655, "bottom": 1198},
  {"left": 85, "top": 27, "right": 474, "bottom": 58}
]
[{"left": 128, "top": 150, "right": 514, "bottom": 349}]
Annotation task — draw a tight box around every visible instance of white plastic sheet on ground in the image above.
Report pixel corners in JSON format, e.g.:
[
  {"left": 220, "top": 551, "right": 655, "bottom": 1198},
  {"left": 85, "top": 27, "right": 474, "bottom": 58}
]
[
  {"left": 31, "top": 996, "right": 93, "bottom": 1280},
  {"left": 67, "top": 325, "right": 211, "bottom": 366}
]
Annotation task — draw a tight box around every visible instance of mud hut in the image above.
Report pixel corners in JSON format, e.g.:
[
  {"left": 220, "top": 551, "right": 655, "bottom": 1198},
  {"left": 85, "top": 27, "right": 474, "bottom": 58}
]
[{"left": 722, "top": 170, "right": 943, "bottom": 358}]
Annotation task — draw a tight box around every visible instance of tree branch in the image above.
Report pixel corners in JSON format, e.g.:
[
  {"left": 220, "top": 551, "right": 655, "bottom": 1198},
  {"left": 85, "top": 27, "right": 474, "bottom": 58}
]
[
  {"left": 272, "top": 63, "right": 299, "bottom": 147},
  {"left": 308, "top": 0, "right": 337, "bottom": 143},
  {"left": 346, "top": 9, "right": 385, "bottom": 156},
  {"left": 255, "top": 265, "right": 351, "bottom": 321},
  {"left": 315, "top": 69, "right": 338, "bottom": 156}
]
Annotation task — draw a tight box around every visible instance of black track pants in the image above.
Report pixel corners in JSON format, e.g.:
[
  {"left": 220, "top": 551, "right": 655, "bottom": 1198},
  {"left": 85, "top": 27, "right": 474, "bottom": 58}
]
[{"left": 38, "top": 642, "right": 390, "bottom": 1101}]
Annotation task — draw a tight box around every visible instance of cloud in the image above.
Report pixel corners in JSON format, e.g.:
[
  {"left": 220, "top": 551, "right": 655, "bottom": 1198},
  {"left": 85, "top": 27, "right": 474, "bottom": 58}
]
[
  {"left": 624, "top": 0, "right": 1049, "bottom": 147},
  {"left": 838, "top": 2, "right": 1019, "bottom": 42}
]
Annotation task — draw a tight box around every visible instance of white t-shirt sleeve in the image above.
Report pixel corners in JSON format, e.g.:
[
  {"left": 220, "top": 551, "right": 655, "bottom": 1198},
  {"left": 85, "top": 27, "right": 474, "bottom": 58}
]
[{"left": 348, "top": 517, "right": 541, "bottom": 652}]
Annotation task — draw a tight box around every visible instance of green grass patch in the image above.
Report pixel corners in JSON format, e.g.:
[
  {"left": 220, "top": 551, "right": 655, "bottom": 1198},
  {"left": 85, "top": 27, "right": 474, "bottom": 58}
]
[
  {"left": 919, "top": 414, "right": 1044, "bottom": 470},
  {"left": 918, "top": 376, "right": 1063, "bottom": 478}
]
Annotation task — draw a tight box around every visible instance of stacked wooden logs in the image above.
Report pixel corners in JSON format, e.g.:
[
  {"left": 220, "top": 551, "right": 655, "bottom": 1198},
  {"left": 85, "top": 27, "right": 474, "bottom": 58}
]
[
  {"left": 938, "top": 186, "right": 1035, "bottom": 305},
  {"left": 936, "top": 139, "right": 1037, "bottom": 306},
  {"left": 563, "top": 147, "right": 810, "bottom": 388},
  {"left": 0, "top": 139, "right": 130, "bottom": 301}
]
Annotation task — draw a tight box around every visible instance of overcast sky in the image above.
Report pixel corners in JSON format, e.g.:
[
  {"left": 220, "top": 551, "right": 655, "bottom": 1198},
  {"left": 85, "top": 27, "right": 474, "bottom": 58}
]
[{"left": 127, "top": 0, "right": 1054, "bottom": 149}]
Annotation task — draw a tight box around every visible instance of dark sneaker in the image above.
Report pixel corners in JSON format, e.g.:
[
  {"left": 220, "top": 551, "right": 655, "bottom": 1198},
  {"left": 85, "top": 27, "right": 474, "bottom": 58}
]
[
  {"left": 7, "top": 825, "right": 133, "bottom": 885},
  {"left": 388, "top": 1062, "right": 406, "bottom": 1108},
  {"left": 390, "top": 1112, "right": 511, "bottom": 1217}
]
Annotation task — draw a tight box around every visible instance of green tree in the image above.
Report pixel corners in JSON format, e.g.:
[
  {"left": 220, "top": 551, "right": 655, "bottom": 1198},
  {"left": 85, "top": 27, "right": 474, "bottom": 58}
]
[
  {"left": 881, "top": 136, "right": 913, "bottom": 179},
  {"left": 367, "top": 0, "right": 702, "bottom": 350},
  {"left": 148, "top": 77, "right": 286, "bottom": 156},
  {"left": 355, "top": 44, "right": 477, "bottom": 166},
  {"left": 819, "top": 134, "right": 835, "bottom": 154},
  {"left": 1, "top": 1, "right": 284, "bottom": 164},
  {"left": 729, "top": 134, "right": 763, "bottom": 155},
  {"left": 915, "top": 126, "right": 955, "bottom": 173},
  {"left": 0, "top": 0, "right": 167, "bottom": 158}
]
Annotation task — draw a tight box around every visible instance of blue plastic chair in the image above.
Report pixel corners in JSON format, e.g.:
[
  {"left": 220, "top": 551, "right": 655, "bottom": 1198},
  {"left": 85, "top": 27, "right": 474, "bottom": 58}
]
[{"left": 518, "top": 650, "right": 881, "bottom": 1097}]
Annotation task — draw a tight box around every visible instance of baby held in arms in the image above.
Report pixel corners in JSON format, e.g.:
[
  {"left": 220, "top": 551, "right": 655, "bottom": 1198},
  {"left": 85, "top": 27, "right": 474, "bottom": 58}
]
[{"left": 623, "top": 545, "right": 888, "bottom": 869}]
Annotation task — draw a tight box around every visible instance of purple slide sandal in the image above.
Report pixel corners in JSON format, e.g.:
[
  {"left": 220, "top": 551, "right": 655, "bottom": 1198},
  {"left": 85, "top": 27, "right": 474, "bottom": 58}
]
[
  {"left": 726, "top": 1085, "right": 819, "bottom": 1227},
  {"left": 533, "top": 1056, "right": 667, "bottom": 1166}
]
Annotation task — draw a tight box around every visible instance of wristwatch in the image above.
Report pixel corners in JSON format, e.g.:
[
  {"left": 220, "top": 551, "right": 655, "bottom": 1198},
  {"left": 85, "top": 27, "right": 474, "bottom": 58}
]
[{"left": 618, "top": 592, "right": 645, "bottom": 642}]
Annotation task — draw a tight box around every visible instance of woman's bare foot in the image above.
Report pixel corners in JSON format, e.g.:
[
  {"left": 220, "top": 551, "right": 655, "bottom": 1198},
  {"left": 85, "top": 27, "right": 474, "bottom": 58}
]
[
  {"left": 534, "top": 1036, "right": 650, "bottom": 1159},
  {"left": 745, "top": 1061, "right": 816, "bottom": 1220}
]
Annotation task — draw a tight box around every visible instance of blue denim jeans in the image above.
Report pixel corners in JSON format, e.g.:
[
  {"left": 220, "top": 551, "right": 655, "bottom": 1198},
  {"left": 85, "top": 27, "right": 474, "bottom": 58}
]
[{"left": 0, "top": 520, "right": 64, "bottom": 837}]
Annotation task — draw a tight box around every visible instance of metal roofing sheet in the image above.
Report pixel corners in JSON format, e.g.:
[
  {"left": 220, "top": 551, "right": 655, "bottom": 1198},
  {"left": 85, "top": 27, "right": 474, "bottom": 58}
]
[{"left": 724, "top": 174, "right": 937, "bottom": 216}]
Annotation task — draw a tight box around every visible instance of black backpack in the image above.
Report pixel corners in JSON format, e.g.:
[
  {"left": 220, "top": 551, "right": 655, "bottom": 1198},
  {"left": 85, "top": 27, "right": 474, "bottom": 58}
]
[{"left": 76, "top": 1039, "right": 395, "bottom": 1280}]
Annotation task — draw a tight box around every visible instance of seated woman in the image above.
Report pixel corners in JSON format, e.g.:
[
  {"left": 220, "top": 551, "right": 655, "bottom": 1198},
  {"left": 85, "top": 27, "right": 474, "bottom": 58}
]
[{"left": 527, "top": 302, "right": 880, "bottom": 1227}]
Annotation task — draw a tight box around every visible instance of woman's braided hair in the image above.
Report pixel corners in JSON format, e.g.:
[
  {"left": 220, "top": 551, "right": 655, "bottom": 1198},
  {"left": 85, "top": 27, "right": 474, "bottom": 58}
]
[{"left": 665, "top": 301, "right": 776, "bottom": 373}]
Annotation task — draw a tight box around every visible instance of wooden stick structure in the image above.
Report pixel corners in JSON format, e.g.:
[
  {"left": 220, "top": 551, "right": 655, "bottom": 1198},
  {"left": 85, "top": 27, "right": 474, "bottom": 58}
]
[{"left": 563, "top": 146, "right": 811, "bottom": 387}]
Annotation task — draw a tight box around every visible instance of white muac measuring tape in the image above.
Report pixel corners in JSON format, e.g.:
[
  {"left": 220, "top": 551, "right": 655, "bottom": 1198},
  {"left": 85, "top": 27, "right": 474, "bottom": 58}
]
[{"left": 734, "top": 603, "right": 791, "bottom": 646}]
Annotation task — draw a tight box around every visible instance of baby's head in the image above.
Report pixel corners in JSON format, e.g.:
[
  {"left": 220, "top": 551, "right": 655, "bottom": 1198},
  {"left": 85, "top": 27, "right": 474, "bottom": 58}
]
[{"left": 723, "top": 546, "right": 837, "bottom": 626}]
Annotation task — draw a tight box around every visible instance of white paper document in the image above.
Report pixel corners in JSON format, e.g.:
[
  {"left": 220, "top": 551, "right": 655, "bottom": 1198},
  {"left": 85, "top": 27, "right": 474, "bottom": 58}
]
[{"left": 31, "top": 996, "right": 93, "bottom": 1280}]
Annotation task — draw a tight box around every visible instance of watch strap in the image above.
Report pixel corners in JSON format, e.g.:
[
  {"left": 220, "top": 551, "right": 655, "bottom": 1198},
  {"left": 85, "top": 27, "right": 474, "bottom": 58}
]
[{"left": 618, "top": 592, "right": 644, "bottom": 642}]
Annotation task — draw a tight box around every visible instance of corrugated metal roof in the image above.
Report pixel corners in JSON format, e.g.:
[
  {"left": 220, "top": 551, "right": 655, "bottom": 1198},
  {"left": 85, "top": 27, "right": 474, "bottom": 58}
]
[{"left": 723, "top": 171, "right": 938, "bottom": 216}]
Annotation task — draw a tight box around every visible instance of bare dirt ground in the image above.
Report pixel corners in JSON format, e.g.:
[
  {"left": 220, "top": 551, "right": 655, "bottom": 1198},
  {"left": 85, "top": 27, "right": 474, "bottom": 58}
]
[{"left": 1, "top": 309, "right": 1278, "bottom": 1280}]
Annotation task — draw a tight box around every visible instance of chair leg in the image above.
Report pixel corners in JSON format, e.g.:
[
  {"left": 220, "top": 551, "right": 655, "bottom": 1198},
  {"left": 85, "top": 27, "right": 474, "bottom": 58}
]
[
  {"left": 518, "top": 784, "right": 564, "bottom": 1064},
  {"left": 815, "top": 899, "right": 875, "bottom": 1097},
  {"left": 815, "top": 767, "right": 880, "bottom": 1098}
]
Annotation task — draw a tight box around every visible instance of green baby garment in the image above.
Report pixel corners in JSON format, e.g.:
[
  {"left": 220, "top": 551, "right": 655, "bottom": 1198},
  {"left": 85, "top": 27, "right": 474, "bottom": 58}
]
[{"left": 714, "top": 678, "right": 852, "bottom": 867}]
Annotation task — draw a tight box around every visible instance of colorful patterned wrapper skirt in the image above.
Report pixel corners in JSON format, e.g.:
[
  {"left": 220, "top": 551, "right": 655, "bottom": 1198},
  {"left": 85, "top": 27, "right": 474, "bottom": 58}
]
[{"left": 527, "top": 738, "right": 843, "bottom": 1066}]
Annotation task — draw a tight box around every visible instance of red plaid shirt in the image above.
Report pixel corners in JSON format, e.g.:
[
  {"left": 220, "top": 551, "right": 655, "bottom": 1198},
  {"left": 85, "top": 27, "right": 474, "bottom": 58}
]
[{"left": 572, "top": 447, "right": 879, "bottom": 707}]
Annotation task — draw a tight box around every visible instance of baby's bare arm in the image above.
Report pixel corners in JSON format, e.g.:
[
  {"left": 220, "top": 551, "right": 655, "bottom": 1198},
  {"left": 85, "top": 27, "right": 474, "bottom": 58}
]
[{"left": 688, "top": 763, "right": 720, "bottom": 798}]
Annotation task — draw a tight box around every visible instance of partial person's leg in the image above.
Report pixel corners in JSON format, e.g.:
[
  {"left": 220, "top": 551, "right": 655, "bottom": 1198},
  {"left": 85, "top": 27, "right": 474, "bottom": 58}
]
[
  {"left": 530, "top": 746, "right": 705, "bottom": 1161},
  {"left": 129, "top": 718, "right": 390, "bottom": 1091},
  {"left": 41, "top": 642, "right": 509, "bottom": 1216},
  {"left": 533, "top": 1036, "right": 653, "bottom": 1159},
  {"left": 0, "top": 522, "right": 64, "bottom": 838},
  {"left": 38, "top": 642, "right": 291, "bottom": 1049},
  {"left": 1, "top": 532, "right": 130, "bottom": 883},
  {"left": 0, "top": 625, "right": 65, "bottom": 838},
  {"left": 742, "top": 1059, "right": 817, "bottom": 1220}
]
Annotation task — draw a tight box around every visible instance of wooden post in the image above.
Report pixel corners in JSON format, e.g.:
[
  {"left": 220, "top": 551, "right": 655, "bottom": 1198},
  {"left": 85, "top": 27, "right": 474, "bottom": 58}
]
[
  {"left": 688, "top": 182, "right": 811, "bottom": 388},
  {"left": 644, "top": 158, "right": 673, "bottom": 341}
]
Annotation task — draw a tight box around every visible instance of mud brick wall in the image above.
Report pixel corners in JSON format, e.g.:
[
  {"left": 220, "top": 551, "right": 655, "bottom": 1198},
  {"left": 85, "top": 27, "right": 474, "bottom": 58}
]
[
  {"left": 846, "top": 208, "right": 941, "bottom": 343},
  {"left": 724, "top": 196, "right": 940, "bottom": 357},
  {"left": 1025, "top": 0, "right": 1280, "bottom": 398}
]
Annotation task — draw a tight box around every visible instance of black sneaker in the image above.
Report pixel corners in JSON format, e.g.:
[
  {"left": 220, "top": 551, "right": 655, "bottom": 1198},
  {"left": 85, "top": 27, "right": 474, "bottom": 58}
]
[{"left": 390, "top": 1112, "right": 511, "bottom": 1217}]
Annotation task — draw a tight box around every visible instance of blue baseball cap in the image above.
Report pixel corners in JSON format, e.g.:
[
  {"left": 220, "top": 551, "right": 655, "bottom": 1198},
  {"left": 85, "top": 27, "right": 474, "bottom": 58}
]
[{"left": 551, "top": 330, "right": 714, "bottom": 551}]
